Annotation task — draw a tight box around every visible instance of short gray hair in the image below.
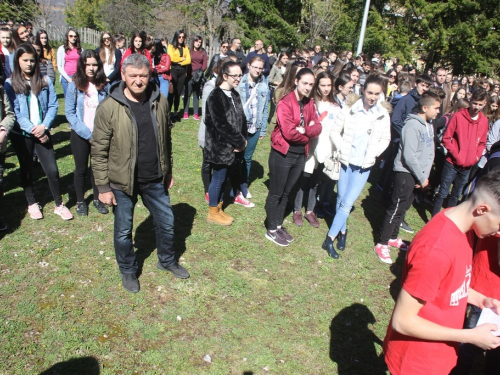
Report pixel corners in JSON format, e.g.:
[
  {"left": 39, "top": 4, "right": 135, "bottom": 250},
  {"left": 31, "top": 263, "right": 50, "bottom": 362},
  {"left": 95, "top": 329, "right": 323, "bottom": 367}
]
[{"left": 122, "top": 53, "right": 151, "bottom": 72}]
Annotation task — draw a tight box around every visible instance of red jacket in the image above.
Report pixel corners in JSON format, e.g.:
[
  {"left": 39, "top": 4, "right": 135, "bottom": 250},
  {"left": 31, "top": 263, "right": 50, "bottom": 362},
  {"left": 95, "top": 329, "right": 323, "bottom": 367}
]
[
  {"left": 442, "top": 108, "right": 487, "bottom": 168},
  {"left": 271, "top": 91, "right": 322, "bottom": 156},
  {"left": 120, "top": 47, "right": 153, "bottom": 72},
  {"left": 155, "top": 53, "right": 171, "bottom": 81}
]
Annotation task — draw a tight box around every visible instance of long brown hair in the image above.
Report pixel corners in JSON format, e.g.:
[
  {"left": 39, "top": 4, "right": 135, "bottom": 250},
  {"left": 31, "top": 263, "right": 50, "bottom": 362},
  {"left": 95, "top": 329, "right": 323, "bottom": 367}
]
[
  {"left": 98, "top": 31, "right": 115, "bottom": 65},
  {"left": 275, "top": 59, "right": 307, "bottom": 102},
  {"left": 11, "top": 43, "right": 47, "bottom": 96},
  {"left": 312, "top": 71, "right": 337, "bottom": 105},
  {"left": 72, "top": 49, "right": 107, "bottom": 92}
]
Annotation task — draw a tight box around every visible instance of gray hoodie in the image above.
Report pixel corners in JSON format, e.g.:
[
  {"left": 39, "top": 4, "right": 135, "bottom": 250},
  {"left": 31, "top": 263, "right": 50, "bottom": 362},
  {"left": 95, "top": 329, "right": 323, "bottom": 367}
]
[{"left": 393, "top": 113, "right": 434, "bottom": 185}]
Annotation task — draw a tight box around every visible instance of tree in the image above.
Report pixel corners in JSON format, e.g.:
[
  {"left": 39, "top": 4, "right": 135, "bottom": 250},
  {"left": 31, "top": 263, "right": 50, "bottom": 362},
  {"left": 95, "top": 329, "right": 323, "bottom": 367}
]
[
  {"left": 0, "top": 0, "right": 39, "bottom": 22},
  {"left": 65, "top": 0, "right": 105, "bottom": 29}
]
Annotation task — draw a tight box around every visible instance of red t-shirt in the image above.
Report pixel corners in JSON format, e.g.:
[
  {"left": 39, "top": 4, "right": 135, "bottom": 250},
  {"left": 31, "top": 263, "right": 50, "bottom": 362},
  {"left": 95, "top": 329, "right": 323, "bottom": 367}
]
[
  {"left": 471, "top": 236, "right": 500, "bottom": 299},
  {"left": 384, "top": 210, "right": 473, "bottom": 375}
]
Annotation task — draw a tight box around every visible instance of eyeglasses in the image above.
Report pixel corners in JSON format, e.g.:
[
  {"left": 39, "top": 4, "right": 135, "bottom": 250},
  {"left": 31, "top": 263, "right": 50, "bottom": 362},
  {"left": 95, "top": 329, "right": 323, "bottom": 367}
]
[
  {"left": 102, "top": 37, "right": 111, "bottom": 41},
  {"left": 250, "top": 66, "right": 263, "bottom": 70},
  {"left": 226, "top": 74, "right": 243, "bottom": 79}
]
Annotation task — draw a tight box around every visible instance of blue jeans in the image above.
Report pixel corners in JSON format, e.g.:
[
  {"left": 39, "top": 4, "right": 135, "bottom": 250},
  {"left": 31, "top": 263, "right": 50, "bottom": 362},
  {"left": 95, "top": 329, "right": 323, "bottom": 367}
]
[
  {"left": 112, "top": 181, "right": 175, "bottom": 274},
  {"left": 432, "top": 161, "right": 470, "bottom": 217},
  {"left": 328, "top": 164, "right": 371, "bottom": 238},
  {"left": 240, "top": 130, "right": 261, "bottom": 196},
  {"left": 61, "top": 75, "right": 72, "bottom": 98},
  {"left": 157, "top": 76, "right": 170, "bottom": 100},
  {"left": 208, "top": 165, "right": 228, "bottom": 207}
]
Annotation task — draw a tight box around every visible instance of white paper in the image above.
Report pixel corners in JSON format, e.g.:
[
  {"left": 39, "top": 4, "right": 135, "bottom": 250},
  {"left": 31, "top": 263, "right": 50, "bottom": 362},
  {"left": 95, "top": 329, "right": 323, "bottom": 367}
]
[{"left": 476, "top": 307, "right": 500, "bottom": 336}]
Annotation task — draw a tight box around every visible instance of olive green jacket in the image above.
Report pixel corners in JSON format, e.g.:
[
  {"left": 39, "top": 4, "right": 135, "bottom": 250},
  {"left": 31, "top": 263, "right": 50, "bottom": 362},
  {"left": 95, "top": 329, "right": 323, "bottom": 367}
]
[
  {"left": 0, "top": 86, "right": 15, "bottom": 153},
  {"left": 91, "top": 81, "right": 173, "bottom": 195}
]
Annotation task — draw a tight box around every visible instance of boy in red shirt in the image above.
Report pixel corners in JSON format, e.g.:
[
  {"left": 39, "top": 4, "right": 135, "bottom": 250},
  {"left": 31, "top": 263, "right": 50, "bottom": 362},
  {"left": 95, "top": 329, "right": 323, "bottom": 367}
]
[
  {"left": 384, "top": 170, "right": 500, "bottom": 375},
  {"left": 432, "top": 88, "right": 488, "bottom": 217}
]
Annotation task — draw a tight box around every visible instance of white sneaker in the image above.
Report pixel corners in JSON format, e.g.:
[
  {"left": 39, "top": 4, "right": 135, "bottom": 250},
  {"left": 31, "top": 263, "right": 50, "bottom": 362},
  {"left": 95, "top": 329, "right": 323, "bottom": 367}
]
[
  {"left": 28, "top": 203, "right": 43, "bottom": 220},
  {"left": 54, "top": 204, "right": 73, "bottom": 221}
]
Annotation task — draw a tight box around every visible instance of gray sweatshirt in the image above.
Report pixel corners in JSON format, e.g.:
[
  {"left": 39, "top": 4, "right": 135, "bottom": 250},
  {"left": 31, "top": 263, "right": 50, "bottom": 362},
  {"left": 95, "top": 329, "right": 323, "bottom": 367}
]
[{"left": 393, "top": 113, "right": 435, "bottom": 185}]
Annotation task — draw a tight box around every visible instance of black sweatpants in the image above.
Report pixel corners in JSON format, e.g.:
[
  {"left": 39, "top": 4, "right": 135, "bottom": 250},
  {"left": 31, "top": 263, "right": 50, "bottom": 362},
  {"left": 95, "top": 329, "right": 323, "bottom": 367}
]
[
  {"left": 10, "top": 133, "right": 62, "bottom": 206},
  {"left": 169, "top": 65, "right": 186, "bottom": 113},
  {"left": 379, "top": 172, "right": 415, "bottom": 244},
  {"left": 70, "top": 130, "right": 98, "bottom": 202}
]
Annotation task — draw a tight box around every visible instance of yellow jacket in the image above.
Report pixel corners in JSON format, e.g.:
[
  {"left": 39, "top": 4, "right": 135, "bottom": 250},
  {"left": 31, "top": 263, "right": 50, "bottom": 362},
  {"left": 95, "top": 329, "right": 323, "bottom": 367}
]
[
  {"left": 167, "top": 45, "right": 191, "bottom": 66},
  {"left": 44, "top": 48, "right": 57, "bottom": 71}
]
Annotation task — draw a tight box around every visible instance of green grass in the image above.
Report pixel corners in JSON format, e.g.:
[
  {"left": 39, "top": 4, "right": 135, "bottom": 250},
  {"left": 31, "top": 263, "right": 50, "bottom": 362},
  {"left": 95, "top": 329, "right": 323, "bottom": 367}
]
[{"left": 0, "top": 79, "right": 431, "bottom": 374}]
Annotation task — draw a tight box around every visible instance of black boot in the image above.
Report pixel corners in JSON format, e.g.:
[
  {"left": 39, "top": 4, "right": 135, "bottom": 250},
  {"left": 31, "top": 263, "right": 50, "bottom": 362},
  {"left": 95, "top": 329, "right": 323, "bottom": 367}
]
[
  {"left": 337, "top": 229, "right": 348, "bottom": 251},
  {"left": 322, "top": 234, "right": 339, "bottom": 259}
]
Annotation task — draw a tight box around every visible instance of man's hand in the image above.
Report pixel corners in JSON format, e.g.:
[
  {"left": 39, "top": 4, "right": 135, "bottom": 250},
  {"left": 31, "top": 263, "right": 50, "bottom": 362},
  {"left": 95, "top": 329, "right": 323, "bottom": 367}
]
[
  {"left": 99, "top": 191, "right": 117, "bottom": 206},
  {"left": 296, "top": 127, "right": 305, "bottom": 134},
  {"left": 0, "top": 130, "right": 6, "bottom": 145},
  {"left": 165, "top": 174, "right": 174, "bottom": 190},
  {"left": 234, "top": 140, "right": 248, "bottom": 152},
  {"left": 32, "top": 125, "right": 46, "bottom": 138},
  {"left": 467, "top": 324, "right": 500, "bottom": 350}
]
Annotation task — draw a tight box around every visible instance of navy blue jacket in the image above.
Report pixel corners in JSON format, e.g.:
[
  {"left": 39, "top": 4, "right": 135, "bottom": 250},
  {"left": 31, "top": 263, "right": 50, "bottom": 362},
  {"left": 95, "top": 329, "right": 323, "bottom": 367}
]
[{"left": 391, "top": 88, "right": 420, "bottom": 141}]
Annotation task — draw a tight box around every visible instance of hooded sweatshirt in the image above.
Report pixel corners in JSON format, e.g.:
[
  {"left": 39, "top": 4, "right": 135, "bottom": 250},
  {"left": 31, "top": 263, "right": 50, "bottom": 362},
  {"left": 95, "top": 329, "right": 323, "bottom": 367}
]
[
  {"left": 393, "top": 113, "right": 434, "bottom": 185},
  {"left": 442, "top": 108, "right": 488, "bottom": 168},
  {"left": 390, "top": 88, "right": 420, "bottom": 141}
]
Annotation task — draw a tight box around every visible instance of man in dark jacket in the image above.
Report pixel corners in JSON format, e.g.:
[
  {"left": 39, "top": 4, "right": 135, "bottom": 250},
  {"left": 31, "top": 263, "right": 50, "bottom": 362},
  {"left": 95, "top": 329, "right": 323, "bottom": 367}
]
[
  {"left": 227, "top": 37, "right": 246, "bottom": 71},
  {"left": 244, "top": 39, "right": 270, "bottom": 76},
  {"left": 205, "top": 41, "right": 229, "bottom": 78},
  {"left": 92, "top": 54, "right": 189, "bottom": 293}
]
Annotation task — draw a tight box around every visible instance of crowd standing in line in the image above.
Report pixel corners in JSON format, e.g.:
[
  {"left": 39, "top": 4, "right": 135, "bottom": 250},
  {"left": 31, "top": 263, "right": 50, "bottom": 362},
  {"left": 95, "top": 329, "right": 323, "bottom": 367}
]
[{"left": 1, "top": 20, "right": 500, "bottom": 373}]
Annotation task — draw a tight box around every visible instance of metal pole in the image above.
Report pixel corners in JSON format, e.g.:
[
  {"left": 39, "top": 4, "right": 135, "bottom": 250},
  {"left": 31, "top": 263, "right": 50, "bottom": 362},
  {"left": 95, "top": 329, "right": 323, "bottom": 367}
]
[{"left": 356, "top": 0, "right": 371, "bottom": 56}]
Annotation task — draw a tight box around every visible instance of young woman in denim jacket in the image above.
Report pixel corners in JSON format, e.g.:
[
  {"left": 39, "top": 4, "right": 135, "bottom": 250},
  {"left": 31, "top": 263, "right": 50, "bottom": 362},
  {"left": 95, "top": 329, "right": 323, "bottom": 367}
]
[
  {"left": 5, "top": 43, "right": 73, "bottom": 221},
  {"left": 65, "top": 49, "right": 108, "bottom": 216}
]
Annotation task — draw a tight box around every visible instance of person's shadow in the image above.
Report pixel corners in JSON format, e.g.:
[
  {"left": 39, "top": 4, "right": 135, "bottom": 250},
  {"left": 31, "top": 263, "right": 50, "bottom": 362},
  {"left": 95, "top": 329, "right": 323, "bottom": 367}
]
[
  {"left": 389, "top": 250, "right": 406, "bottom": 301},
  {"left": 134, "top": 202, "right": 196, "bottom": 276},
  {"left": 39, "top": 356, "right": 100, "bottom": 374},
  {"left": 330, "top": 303, "right": 387, "bottom": 374}
]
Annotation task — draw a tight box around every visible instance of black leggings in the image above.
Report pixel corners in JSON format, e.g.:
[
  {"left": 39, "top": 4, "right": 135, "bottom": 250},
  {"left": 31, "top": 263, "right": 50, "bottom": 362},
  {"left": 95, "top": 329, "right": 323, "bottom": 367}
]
[
  {"left": 201, "top": 149, "right": 212, "bottom": 193},
  {"left": 70, "top": 130, "right": 98, "bottom": 202},
  {"left": 183, "top": 78, "right": 202, "bottom": 115},
  {"left": 265, "top": 148, "right": 305, "bottom": 230},
  {"left": 10, "top": 133, "right": 62, "bottom": 206},
  {"left": 169, "top": 65, "right": 187, "bottom": 113}
]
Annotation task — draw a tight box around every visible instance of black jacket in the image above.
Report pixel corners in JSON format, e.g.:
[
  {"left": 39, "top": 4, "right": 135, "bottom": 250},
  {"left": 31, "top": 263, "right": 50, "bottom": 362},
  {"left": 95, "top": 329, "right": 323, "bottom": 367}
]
[{"left": 204, "top": 87, "right": 247, "bottom": 165}]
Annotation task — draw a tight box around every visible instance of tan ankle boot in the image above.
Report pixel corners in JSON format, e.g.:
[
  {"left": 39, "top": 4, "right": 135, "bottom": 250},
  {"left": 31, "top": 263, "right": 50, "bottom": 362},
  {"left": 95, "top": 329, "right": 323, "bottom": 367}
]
[
  {"left": 207, "top": 206, "right": 232, "bottom": 226},
  {"left": 218, "top": 202, "right": 234, "bottom": 223}
]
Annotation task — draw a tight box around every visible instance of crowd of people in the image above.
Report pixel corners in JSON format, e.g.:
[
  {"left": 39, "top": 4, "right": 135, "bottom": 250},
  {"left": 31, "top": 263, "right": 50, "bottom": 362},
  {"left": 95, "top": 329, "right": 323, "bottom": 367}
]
[{"left": 1, "top": 20, "right": 500, "bottom": 374}]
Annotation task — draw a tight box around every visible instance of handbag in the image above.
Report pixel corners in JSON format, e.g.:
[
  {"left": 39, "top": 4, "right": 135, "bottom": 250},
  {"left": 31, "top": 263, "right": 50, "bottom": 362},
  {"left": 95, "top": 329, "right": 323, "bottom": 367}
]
[
  {"left": 323, "top": 151, "right": 341, "bottom": 180},
  {"left": 192, "top": 69, "right": 205, "bottom": 85}
]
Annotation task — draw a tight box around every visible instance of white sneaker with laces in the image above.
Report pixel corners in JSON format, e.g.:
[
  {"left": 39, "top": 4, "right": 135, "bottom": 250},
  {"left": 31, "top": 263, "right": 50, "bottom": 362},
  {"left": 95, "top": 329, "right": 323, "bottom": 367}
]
[
  {"left": 374, "top": 243, "right": 392, "bottom": 264},
  {"left": 54, "top": 204, "right": 74, "bottom": 221},
  {"left": 28, "top": 203, "right": 43, "bottom": 220}
]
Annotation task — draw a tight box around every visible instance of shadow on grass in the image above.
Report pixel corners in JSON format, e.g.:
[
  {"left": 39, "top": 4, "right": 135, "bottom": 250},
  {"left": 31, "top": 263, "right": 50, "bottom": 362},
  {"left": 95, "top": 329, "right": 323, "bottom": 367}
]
[
  {"left": 134, "top": 202, "right": 196, "bottom": 275},
  {"left": 248, "top": 160, "right": 264, "bottom": 186},
  {"left": 389, "top": 250, "right": 406, "bottom": 301},
  {"left": 360, "top": 182, "right": 387, "bottom": 244},
  {"left": 39, "top": 356, "right": 100, "bottom": 375},
  {"left": 329, "top": 303, "right": 387, "bottom": 374}
]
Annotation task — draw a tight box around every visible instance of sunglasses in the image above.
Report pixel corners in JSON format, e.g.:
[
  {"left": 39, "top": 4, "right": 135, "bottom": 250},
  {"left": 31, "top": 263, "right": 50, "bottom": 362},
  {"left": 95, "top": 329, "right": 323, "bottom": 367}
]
[
  {"left": 390, "top": 75, "right": 397, "bottom": 78},
  {"left": 102, "top": 37, "right": 111, "bottom": 41},
  {"left": 68, "top": 35, "right": 78, "bottom": 38},
  {"left": 178, "top": 35, "right": 185, "bottom": 39}
]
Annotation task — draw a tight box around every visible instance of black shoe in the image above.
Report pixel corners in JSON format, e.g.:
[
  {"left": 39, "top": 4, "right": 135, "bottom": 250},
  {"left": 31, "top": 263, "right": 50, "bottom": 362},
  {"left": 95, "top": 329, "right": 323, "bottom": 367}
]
[
  {"left": 400, "top": 220, "right": 414, "bottom": 234},
  {"left": 120, "top": 273, "right": 140, "bottom": 293},
  {"left": 336, "top": 229, "right": 348, "bottom": 251},
  {"left": 157, "top": 262, "right": 190, "bottom": 279},
  {"left": 322, "top": 235, "right": 339, "bottom": 259},
  {"left": 76, "top": 201, "right": 88, "bottom": 216},
  {"left": 93, "top": 200, "right": 109, "bottom": 214},
  {"left": 0, "top": 218, "right": 7, "bottom": 231}
]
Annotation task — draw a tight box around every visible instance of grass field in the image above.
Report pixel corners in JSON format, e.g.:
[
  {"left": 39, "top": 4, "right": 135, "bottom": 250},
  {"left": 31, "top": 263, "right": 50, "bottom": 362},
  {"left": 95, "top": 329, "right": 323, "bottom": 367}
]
[{"left": 0, "top": 79, "right": 433, "bottom": 374}]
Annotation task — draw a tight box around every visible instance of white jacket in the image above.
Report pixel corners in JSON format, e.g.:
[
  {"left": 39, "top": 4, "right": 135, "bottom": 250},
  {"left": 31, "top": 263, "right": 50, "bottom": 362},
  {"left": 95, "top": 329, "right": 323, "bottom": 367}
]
[
  {"left": 304, "top": 100, "right": 341, "bottom": 173},
  {"left": 330, "top": 95, "right": 391, "bottom": 169}
]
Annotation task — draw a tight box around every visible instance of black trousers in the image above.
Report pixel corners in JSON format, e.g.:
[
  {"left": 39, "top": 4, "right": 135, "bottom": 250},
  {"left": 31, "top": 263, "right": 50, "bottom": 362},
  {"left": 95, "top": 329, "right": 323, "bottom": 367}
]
[
  {"left": 265, "top": 148, "right": 305, "bottom": 230},
  {"left": 169, "top": 65, "right": 186, "bottom": 113},
  {"left": 70, "top": 130, "right": 98, "bottom": 202},
  {"left": 379, "top": 172, "right": 415, "bottom": 244},
  {"left": 10, "top": 133, "right": 62, "bottom": 206}
]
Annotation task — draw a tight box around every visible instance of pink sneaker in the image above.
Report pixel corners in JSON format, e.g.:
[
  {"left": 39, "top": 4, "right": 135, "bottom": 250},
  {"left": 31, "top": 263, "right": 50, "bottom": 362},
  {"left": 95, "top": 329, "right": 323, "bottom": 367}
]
[
  {"left": 388, "top": 237, "right": 409, "bottom": 251},
  {"left": 374, "top": 243, "right": 392, "bottom": 264},
  {"left": 28, "top": 203, "right": 43, "bottom": 220},
  {"left": 205, "top": 192, "right": 209, "bottom": 203},
  {"left": 182, "top": 113, "right": 189, "bottom": 120},
  {"left": 54, "top": 204, "right": 73, "bottom": 221},
  {"left": 234, "top": 192, "right": 255, "bottom": 208},
  {"left": 193, "top": 113, "right": 200, "bottom": 121}
]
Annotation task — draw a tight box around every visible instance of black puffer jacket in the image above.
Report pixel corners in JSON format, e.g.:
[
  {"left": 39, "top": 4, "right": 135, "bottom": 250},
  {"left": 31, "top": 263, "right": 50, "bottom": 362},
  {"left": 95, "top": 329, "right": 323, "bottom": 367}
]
[{"left": 204, "top": 87, "right": 247, "bottom": 165}]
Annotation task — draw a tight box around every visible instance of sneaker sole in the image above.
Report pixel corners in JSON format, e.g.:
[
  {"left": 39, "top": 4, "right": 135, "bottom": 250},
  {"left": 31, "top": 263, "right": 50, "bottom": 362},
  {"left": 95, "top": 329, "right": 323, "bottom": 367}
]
[
  {"left": 54, "top": 213, "right": 73, "bottom": 221},
  {"left": 29, "top": 214, "right": 43, "bottom": 220},
  {"left": 157, "top": 263, "right": 190, "bottom": 279},
  {"left": 206, "top": 218, "right": 232, "bottom": 226},
  {"left": 373, "top": 248, "right": 393, "bottom": 264},
  {"left": 265, "top": 233, "right": 289, "bottom": 247},
  {"left": 399, "top": 226, "right": 414, "bottom": 234}
]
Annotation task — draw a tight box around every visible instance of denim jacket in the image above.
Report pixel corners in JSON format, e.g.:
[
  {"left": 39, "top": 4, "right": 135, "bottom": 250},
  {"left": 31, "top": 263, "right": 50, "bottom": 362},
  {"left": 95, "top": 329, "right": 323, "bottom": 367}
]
[
  {"left": 65, "top": 81, "right": 108, "bottom": 140},
  {"left": 4, "top": 76, "right": 58, "bottom": 136},
  {"left": 237, "top": 74, "right": 269, "bottom": 137}
]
